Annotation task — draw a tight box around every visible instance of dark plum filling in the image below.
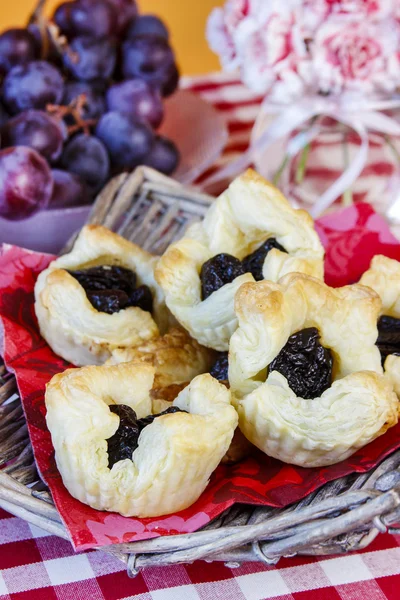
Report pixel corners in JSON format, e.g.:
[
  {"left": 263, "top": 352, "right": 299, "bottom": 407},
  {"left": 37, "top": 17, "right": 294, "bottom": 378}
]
[
  {"left": 200, "top": 238, "right": 287, "bottom": 299},
  {"left": 242, "top": 238, "right": 288, "bottom": 281},
  {"left": 107, "top": 405, "right": 186, "bottom": 468},
  {"left": 209, "top": 352, "right": 229, "bottom": 381},
  {"left": 68, "top": 265, "right": 153, "bottom": 315},
  {"left": 200, "top": 254, "right": 244, "bottom": 300},
  {"left": 269, "top": 327, "right": 333, "bottom": 399},
  {"left": 377, "top": 315, "right": 400, "bottom": 364}
]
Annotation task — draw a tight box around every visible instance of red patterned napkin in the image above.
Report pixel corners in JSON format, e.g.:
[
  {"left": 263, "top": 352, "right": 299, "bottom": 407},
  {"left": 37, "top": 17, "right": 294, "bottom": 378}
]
[{"left": 1, "top": 203, "right": 400, "bottom": 551}]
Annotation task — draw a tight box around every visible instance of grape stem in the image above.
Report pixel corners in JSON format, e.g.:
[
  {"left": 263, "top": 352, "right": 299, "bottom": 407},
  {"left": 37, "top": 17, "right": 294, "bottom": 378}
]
[
  {"left": 47, "top": 94, "right": 97, "bottom": 135},
  {"left": 28, "top": 0, "right": 50, "bottom": 59},
  {"left": 28, "top": 0, "right": 47, "bottom": 24},
  {"left": 28, "top": 0, "right": 71, "bottom": 62}
]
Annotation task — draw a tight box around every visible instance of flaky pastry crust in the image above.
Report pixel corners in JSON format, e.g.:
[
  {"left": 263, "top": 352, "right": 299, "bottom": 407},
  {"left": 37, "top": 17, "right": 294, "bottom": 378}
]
[
  {"left": 385, "top": 355, "right": 400, "bottom": 398},
  {"left": 360, "top": 255, "right": 400, "bottom": 317},
  {"left": 228, "top": 273, "right": 398, "bottom": 467},
  {"left": 155, "top": 169, "right": 324, "bottom": 351},
  {"left": 45, "top": 364, "right": 238, "bottom": 517},
  {"left": 360, "top": 255, "right": 400, "bottom": 396},
  {"left": 105, "top": 327, "right": 215, "bottom": 388},
  {"left": 235, "top": 371, "right": 398, "bottom": 467},
  {"left": 35, "top": 225, "right": 169, "bottom": 366}
]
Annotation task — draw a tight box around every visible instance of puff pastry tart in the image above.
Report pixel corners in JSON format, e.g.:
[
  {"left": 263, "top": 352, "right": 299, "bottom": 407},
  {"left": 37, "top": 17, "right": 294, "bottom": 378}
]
[
  {"left": 360, "top": 255, "right": 400, "bottom": 397},
  {"left": 105, "top": 331, "right": 251, "bottom": 463},
  {"left": 45, "top": 363, "right": 237, "bottom": 517},
  {"left": 155, "top": 169, "right": 324, "bottom": 351},
  {"left": 35, "top": 225, "right": 169, "bottom": 366},
  {"left": 228, "top": 273, "right": 399, "bottom": 467}
]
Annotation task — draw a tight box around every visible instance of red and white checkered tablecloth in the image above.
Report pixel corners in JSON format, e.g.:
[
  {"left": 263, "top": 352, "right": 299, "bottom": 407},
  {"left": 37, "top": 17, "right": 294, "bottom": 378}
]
[
  {"left": 1, "top": 72, "right": 400, "bottom": 600},
  {"left": 1, "top": 506, "right": 400, "bottom": 599}
]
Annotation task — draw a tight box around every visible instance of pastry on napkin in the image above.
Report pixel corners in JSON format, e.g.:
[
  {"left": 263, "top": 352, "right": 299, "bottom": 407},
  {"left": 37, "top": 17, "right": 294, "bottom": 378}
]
[
  {"left": 155, "top": 169, "right": 324, "bottom": 351},
  {"left": 228, "top": 273, "right": 399, "bottom": 468}
]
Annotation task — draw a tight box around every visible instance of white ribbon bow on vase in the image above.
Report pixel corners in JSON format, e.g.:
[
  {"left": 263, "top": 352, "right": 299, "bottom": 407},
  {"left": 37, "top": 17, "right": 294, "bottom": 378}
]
[{"left": 201, "top": 94, "right": 400, "bottom": 221}]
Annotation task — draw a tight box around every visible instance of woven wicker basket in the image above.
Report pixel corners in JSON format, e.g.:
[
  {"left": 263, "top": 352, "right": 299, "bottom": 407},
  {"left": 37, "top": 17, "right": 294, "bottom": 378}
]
[{"left": 1, "top": 166, "right": 400, "bottom": 577}]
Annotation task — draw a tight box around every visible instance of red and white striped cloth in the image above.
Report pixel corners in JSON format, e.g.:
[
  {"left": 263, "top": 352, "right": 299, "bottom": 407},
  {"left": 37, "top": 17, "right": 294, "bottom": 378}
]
[
  {"left": 182, "top": 72, "right": 264, "bottom": 188},
  {"left": 1, "top": 73, "right": 400, "bottom": 600}
]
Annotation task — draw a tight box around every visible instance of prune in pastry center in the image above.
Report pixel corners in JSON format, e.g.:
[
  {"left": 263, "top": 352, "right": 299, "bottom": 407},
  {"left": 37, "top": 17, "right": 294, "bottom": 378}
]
[
  {"left": 209, "top": 352, "right": 229, "bottom": 381},
  {"left": 129, "top": 285, "right": 154, "bottom": 314},
  {"left": 377, "top": 315, "right": 400, "bottom": 363},
  {"left": 269, "top": 327, "right": 333, "bottom": 399},
  {"left": 107, "top": 404, "right": 139, "bottom": 468},
  {"left": 242, "top": 238, "right": 288, "bottom": 281},
  {"left": 68, "top": 265, "right": 153, "bottom": 315},
  {"left": 87, "top": 289, "right": 130, "bottom": 314},
  {"left": 70, "top": 265, "right": 137, "bottom": 293},
  {"left": 200, "top": 254, "right": 245, "bottom": 300},
  {"left": 107, "top": 404, "right": 187, "bottom": 468},
  {"left": 200, "top": 239, "right": 288, "bottom": 300},
  {"left": 137, "top": 406, "right": 186, "bottom": 428}
]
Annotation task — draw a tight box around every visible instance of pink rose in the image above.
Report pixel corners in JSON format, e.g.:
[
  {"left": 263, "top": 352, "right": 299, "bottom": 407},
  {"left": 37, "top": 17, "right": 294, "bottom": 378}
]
[
  {"left": 313, "top": 17, "right": 400, "bottom": 94},
  {"left": 235, "top": 11, "right": 310, "bottom": 96}
]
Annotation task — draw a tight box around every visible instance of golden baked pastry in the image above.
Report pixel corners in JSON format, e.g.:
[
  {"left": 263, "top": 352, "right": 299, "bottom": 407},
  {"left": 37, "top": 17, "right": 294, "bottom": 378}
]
[
  {"left": 360, "top": 255, "right": 400, "bottom": 317},
  {"left": 155, "top": 169, "right": 324, "bottom": 351},
  {"left": 385, "top": 354, "right": 400, "bottom": 398},
  {"left": 105, "top": 327, "right": 215, "bottom": 388},
  {"left": 45, "top": 363, "right": 238, "bottom": 517},
  {"left": 360, "top": 255, "right": 400, "bottom": 397},
  {"left": 35, "top": 225, "right": 169, "bottom": 366},
  {"left": 228, "top": 273, "right": 399, "bottom": 467}
]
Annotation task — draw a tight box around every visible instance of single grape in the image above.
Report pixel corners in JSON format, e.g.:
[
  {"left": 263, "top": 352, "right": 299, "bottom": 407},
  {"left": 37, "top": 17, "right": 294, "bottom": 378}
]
[
  {"left": 0, "top": 28, "right": 39, "bottom": 75},
  {"left": 125, "top": 15, "right": 169, "bottom": 40},
  {"left": 53, "top": 2, "right": 75, "bottom": 38},
  {"left": 122, "top": 35, "right": 175, "bottom": 92},
  {"left": 0, "top": 146, "right": 53, "bottom": 220},
  {"left": 2, "top": 110, "right": 66, "bottom": 163},
  {"left": 3, "top": 61, "right": 64, "bottom": 115},
  {"left": 106, "top": 79, "right": 163, "bottom": 128},
  {"left": 49, "top": 169, "right": 91, "bottom": 208},
  {"left": 63, "top": 81, "right": 106, "bottom": 120},
  {"left": 69, "top": 0, "right": 118, "bottom": 39},
  {"left": 63, "top": 37, "right": 116, "bottom": 81},
  {"left": 61, "top": 133, "right": 110, "bottom": 193},
  {"left": 96, "top": 111, "right": 154, "bottom": 169},
  {"left": 144, "top": 136, "right": 179, "bottom": 175},
  {"left": 107, "top": 0, "right": 138, "bottom": 34}
]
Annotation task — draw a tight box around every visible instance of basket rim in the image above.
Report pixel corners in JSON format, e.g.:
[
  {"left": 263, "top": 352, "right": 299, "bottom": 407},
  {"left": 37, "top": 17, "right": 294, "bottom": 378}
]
[
  {"left": 1, "top": 167, "right": 400, "bottom": 575},
  {"left": 1, "top": 376, "right": 400, "bottom": 572}
]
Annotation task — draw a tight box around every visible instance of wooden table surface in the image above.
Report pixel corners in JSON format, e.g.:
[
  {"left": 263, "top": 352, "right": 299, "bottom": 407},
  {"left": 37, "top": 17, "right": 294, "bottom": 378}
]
[{"left": 0, "top": 0, "right": 223, "bottom": 75}]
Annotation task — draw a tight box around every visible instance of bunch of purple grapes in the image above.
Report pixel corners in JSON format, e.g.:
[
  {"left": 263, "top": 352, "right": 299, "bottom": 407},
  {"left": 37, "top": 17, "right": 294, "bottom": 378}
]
[{"left": 0, "top": 0, "right": 180, "bottom": 221}]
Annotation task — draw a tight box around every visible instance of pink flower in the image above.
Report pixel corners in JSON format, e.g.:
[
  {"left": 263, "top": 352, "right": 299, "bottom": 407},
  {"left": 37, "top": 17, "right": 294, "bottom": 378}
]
[
  {"left": 302, "top": 0, "right": 392, "bottom": 36},
  {"left": 207, "top": 0, "right": 400, "bottom": 99},
  {"left": 235, "top": 10, "right": 310, "bottom": 96},
  {"left": 206, "top": 0, "right": 255, "bottom": 70},
  {"left": 313, "top": 17, "right": 400, "bottom": 94},
  {"left": 327, "top": 0, "right": 392, "bottom": 17},
  {"left": 207, "top": 8, "right": 238, "bottom": 70}
]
